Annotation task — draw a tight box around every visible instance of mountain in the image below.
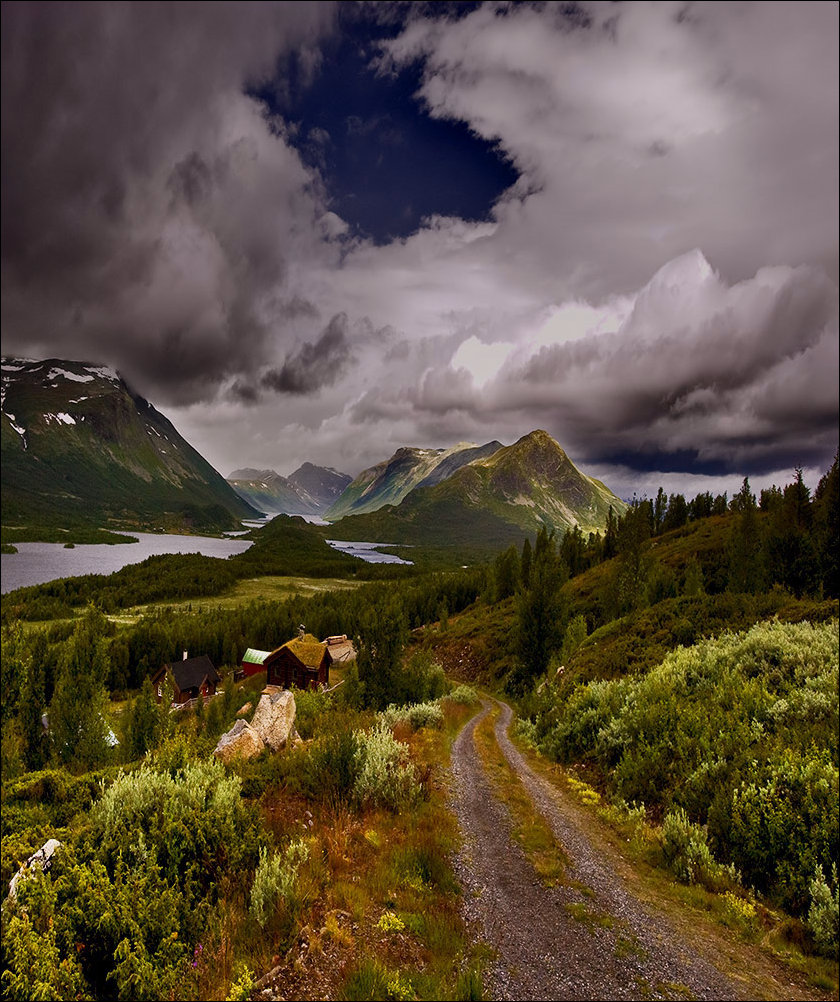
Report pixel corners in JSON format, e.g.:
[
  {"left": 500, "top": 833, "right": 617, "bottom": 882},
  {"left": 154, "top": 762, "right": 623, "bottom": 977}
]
[
  {"left": 227, "top": 463, "right": 351, "bottom": 515},
  {"left": 324, "top": 440, "right": 504, "bottom": 521},
  {"left": 325, "top": 430, "right": 627, "bottom": 549},
  {"left": 1, "top": 357, "right": 260, "bottom": 535}
]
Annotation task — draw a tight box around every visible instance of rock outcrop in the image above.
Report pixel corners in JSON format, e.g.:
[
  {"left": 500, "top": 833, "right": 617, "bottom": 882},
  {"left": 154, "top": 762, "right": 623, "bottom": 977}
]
[
  {"left": 213, "top": 719, "right": 266, "bottom": 762},
  {"left": 251, "top": 689, "right": 297, "bottom": 752},
  {"left": 214, "top": 689, "right": 297, "bottom": 761}
]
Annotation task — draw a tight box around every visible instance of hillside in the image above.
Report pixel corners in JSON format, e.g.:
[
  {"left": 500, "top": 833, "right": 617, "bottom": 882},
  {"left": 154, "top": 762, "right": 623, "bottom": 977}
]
[
  {"left": 324, "top": 440, "right": 503, "bottom": 520},
  {"left": 1, "top": 357, "right": 260, "bottom": 537},
  {"left": 325, "top": 430, "right": 626, "bottom": 550}
]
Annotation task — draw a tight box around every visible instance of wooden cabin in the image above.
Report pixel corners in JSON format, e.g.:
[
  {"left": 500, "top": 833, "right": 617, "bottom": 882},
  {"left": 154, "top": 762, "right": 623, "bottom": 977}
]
[
  {"left": 264, "top": 634, "right": 329, "bottom": 690},
  {"left": 240, "top": 648, "right": 271, "bottom": 678},
  {"left": 153, "top": 654, "right": 220, "bottom": 705}
]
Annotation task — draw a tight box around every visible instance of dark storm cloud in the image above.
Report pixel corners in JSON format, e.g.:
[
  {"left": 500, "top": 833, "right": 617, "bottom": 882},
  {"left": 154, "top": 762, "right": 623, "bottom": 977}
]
[
  {"left": 344, "top": 253, "right": 838, "bottom": 478},
  {"left": 1, "top": 1, "right": 336, "bottom": 404},
  {"left": 261, "top": 313, "right": 353, "bottom": 395}
]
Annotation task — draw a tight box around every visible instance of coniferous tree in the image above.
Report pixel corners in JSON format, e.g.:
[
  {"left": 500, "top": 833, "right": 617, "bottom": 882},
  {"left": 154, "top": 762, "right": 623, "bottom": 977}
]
[
  {"left": 520, "top": 537, "right": 533, "bottom": 589},
  {"left": 727, "top": 478, "right": 766, "bottom": 593},
  {"left": 767, "top": 469, "right": 819, "bottom": 596},
  {"left": 653, "top": 487, "right": 667, "bottom": 535},
  {"left": 662, "top": 493, "right": 688, "bottom": 532},
  {"left": 355, "top": 598, "right": 407, "bottom": 710},
  {"left": 127, "top": 677, "right": 163, "bottom": 760},
  {"left": 612, "top": 501, "right": 653, "bottom": 614},
  {"left": 515, "top": 527, "right": 569, "bottom": 690},
  {"left": 603, "top": 506, "right": 618, "bottom": 559},
  {"left": 813, "top": 454, "right": 839, "bottom": 597},
  {"left": 19, "top": 654, "right": 47, "bottom": 771},
  {"left": 50, "top": 605, "right": 111, "bottom": 770},
  {"left": 493, "top": 544, "right": 521, "bottom": 601}
]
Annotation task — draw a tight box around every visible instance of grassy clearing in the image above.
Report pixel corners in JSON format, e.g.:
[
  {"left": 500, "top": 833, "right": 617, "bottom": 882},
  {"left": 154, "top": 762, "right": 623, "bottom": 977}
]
[
  {"left": 106, "top": 575, "right": 363, "bottom": 622},
  {"left": 507, "top": 721, "right": 839, "bottom": 1000}
]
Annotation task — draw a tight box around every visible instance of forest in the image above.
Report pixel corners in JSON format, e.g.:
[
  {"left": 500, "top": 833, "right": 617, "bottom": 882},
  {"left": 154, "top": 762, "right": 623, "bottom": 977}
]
[{"left": 1, "top": 457, "right": 838, "bottom": 1000}]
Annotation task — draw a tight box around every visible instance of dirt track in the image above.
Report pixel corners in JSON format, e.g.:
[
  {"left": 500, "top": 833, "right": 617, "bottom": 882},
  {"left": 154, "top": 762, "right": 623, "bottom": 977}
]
[{"left": 448, "top": 699, "right": 778, "bottom": 1001}]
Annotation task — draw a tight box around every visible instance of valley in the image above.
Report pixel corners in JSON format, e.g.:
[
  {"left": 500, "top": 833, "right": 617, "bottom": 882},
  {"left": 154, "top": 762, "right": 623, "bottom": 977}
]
[{"left": 1, "top": 358, "right": 837, "bottom": 1002}]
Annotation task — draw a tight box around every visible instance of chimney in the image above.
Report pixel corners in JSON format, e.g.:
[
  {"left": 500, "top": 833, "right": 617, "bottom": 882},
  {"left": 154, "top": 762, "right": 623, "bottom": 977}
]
[
  {"left": 298, "top": 624, "right": 305, "bottom": 641},
  {"left": 183, "top": 650, "right": 188, "bottom": 660}
]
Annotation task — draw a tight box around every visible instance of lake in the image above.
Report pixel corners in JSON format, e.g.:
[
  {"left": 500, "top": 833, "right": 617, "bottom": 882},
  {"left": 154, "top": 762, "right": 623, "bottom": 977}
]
[
  {"left": 1, "top": 532, "right": 253, "bottom": 594},
  {"left": 326, "top": 540, "right": 413, "bottom": 565}
]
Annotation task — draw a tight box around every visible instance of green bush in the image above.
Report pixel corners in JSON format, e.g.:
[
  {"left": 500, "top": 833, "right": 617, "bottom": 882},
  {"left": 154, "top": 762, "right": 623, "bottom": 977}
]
[
  {"left": 250, "top": 839, "right": 310, "bottom": 928},
  {"left": 445, "top": 685, "right": 481, "bottom": 706},
  {"left": 808, "top": 864, "right": 839, "bottom": 957},
  {"left": 529, "top": 618, "right": 839, "bottom": 920},
  {"left": 661, "top": 807, "right": 738, "bottom": 892},
  {"left": 300, "top": 729, "right": 361, "bottom": 807},
  {"left": 354, "top": 723, "right": 422, "bottom": 810},
  {"left": 380, "top": 701, "right": 444, "bottom": 732}
]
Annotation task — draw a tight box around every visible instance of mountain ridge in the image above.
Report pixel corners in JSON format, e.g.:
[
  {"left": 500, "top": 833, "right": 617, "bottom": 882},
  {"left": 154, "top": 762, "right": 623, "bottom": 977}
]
[
  {"left": 324, "top": 440, "right": 505, "bottom": 520},
  {"left": 227, "top": 463, "right": 351, "bottom": 516},
  {"left": 1, "top": 356, "right": 260, "bottom": 535},
  {"left": 324, "top": 429, "right": 627, "bottom": 549}
]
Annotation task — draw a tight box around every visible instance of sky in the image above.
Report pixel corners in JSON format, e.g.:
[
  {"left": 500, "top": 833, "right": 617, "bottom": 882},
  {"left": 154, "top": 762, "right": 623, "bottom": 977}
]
[{"left": 2, "top": 1, "right": 838, "bottom": 500}]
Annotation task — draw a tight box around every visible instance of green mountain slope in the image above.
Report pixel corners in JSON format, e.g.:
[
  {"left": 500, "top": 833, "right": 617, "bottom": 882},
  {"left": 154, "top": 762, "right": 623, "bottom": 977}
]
[
  {"left": 228, "top": 463, "right": 350, "bottom": 515},
  {"left": 324, "top": 440, "right": 503, "bottom": 521},
  {"left": 326, "top": 430, "right": 627, "bottom": 549},
  {"left": 1, "top": 357, "right": 260, "bottom": 535}
]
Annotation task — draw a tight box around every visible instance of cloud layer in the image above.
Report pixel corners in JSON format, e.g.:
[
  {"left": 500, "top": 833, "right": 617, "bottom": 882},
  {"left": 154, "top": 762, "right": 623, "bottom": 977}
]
[{"left": 2, "top": 2, "right": 837, "bottom": 493}]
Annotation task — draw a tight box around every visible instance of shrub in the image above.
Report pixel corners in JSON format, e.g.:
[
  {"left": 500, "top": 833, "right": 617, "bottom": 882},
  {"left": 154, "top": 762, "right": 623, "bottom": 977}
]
[
  {"left": 88, "top": 758, "right": 260, "bottom": 906},
  {"left": 250, "top": 839, "right": 310, "bottom": 928},
  {"left": 807, "top": 864, "right": 839, "bottom": 957},
  {"left": 302, "top": 729, "right": 360, "bottom": 807},
  {"left": 380, "top": 701, "right": 444, "bottom": 732},
  {"left": 354, "top": 723, "right": 421, "bottom": 810},
  {"left": 661, "top": 808, "right": 738, "bottom": 892},
  {"left": 445, "top": 685, "right": 480, "bottom": 706},
  {"left": 226, "top": 966, "right": 256, "bottom": 1002}
]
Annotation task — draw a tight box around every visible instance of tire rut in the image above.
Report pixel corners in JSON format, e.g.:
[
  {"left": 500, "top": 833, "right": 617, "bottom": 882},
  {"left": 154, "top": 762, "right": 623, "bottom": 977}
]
[{"left": 449, "top": 698, "right": 742, "bottom": 1001}]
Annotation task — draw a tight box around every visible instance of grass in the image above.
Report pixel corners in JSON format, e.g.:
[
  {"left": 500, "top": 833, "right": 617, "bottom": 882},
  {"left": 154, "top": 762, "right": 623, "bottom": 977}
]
[
  {"left": 215, "top": 695, "right": 488, "bottom": 1001},
  {"left": 106, "top": 576, "right": 363, "bottom": 621}
]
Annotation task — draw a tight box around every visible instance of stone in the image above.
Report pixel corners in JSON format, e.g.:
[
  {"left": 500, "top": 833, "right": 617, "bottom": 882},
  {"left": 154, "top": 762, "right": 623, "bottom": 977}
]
[
  {"left": 8, "top": 838, "right": 62, "bottom": 899},
  {"left": 213, "top": 718, "right": 265, "bottom": 762},
  {"left": 250, "top": 689, "right": 296, "bottom": 752},
  {"left": 236, "top": 701, "right": 253, "bottom": 717}
]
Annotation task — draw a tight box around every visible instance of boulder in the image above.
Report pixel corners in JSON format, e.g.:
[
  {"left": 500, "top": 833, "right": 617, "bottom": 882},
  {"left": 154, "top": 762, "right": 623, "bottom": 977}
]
[
  {"left": 251, "top": 689, "right": 296, "bottom": 752},
  {"left": 214, "top": 718, "right": 265, "bottom": 762},
  {"left": 8, "top": 838, "right": 62, "bottom": 899},
  {"left": 236, "top": 701, "right": 253, "bottom": 717}
]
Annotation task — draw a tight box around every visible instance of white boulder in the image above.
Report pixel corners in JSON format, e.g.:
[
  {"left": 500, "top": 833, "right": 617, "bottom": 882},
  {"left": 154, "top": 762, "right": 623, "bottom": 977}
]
[{"left": 250, "top": 689, "right": 297, "bottom": 753}]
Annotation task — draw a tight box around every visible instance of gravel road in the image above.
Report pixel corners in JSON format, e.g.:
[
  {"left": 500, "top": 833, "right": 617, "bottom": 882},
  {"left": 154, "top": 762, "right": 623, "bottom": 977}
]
[{"left": 449, "top": 699, "right": 744, "bottom": 1002}]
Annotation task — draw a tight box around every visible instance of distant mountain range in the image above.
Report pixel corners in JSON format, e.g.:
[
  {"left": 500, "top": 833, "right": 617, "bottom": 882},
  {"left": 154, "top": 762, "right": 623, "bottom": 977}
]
[
  {"left": 324, "top": 430, "right": 627, "bottom": 547},
  {"left": 227, "top": 464, "right": 351, "bottom": 516},
  {"left": 1, "top": 357, "right": 259, "bottom": 535},
  {"left": 324, "top": 440, "right": 504, "bottom": 521},
  {"left": 1, "top": 356, "right": 627, "bottom": 550}
]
